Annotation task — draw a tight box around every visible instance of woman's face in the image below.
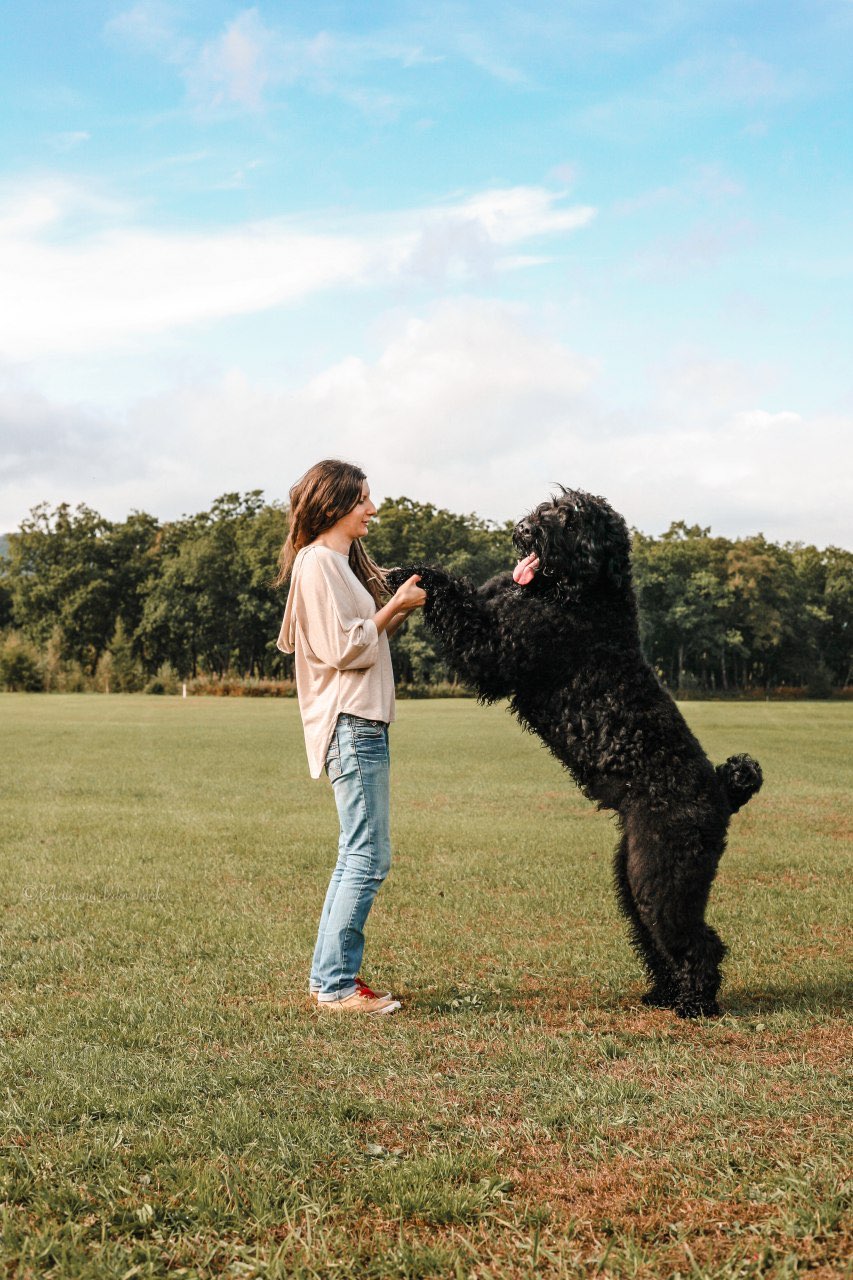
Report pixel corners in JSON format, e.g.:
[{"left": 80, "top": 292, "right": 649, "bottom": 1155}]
[{"left": 336, "top": 480, "right": 377, "bottom": 541}]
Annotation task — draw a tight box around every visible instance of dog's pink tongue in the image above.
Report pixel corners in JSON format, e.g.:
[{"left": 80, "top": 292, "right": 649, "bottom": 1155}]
[{"left": 513, "top": 553, "right": 540, "bottom": 585}]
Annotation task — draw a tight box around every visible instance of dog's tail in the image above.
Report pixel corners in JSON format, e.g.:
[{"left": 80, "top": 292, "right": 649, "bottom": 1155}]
[{"left": 716, "top": 753, "right": 763, "bottom": 812}]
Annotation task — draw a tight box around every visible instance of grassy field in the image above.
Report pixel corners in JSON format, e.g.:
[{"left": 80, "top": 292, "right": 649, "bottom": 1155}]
[{"left": 1, "top": 695, "right": 850, "bottom": 1279}]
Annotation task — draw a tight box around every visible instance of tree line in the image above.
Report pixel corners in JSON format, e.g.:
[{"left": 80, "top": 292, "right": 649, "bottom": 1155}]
[{"left": 0, "top": 492, "right": 850, "bottom": 695}]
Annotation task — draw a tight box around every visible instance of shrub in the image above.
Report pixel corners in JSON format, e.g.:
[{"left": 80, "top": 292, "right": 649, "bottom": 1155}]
[
  {"left": 394, "top": 682, "right": 475, "bottom": 699},
  {"left": 806, "top": 662, "right": 834, "bottom": 700},
  {"left": 186, "top": 674, "right": 297, "bottom": 697},
  {"left": 180, "top": 673, "right": 472, "bottom": 698},
  {"left": 0, "top": 632, "right": 43, "bottom": 691},
  {"left": 145, "top": 662, "right": 180, "bottom": 695},
  {"left": 57, "top": 662, "right": 88, "bottom": 693},
  {"left": 107, "top": 619, "right": 145, "bottom": 692}
]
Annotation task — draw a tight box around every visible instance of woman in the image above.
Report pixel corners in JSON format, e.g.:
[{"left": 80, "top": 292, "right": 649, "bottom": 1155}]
[{"left": 275, "top": 460, "right": 426, "bottom": 1015}]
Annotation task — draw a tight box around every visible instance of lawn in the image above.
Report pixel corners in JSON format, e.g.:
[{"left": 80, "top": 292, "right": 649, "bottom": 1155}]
[{"left": 1, "top": 695, "right": 850, "bottom": 1278}]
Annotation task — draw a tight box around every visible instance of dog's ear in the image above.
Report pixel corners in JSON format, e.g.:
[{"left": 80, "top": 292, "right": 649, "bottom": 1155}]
[
  {"left": 573, "top": 496, "right": 631, "bottom": 588},
  {"left": 601, "top": 508, "right": 631, "bottom": 588}
]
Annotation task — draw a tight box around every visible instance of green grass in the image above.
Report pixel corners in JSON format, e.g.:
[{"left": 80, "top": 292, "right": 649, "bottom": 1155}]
[{"left": 1, "top": 695, "right": 850, "bottom": 1279}]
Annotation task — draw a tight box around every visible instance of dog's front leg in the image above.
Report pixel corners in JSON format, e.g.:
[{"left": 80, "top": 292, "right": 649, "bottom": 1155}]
[{"left": 385, "top": 564, "right": 514, "bottom": 700}]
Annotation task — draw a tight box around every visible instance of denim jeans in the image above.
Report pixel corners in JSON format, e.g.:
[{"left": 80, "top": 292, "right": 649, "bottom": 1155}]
[{"left": 310, "top": 713, "right": 392, "bottom": 1000}]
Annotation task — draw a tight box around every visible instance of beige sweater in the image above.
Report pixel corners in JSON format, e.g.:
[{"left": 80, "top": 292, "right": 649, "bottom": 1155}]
[{"left": 276, "top": 544, "right": 395, "bottom": 778}]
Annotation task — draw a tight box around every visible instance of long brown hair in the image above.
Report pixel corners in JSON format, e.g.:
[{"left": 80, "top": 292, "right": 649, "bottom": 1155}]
[{"left": 273, "top": 459, "right": 388, "bottom": 606}]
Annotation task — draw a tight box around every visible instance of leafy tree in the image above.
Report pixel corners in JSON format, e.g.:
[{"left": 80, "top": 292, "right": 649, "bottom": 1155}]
[
  {"left": 106, "top": 618, "right": 144, "bottom": 692},
  {"left": 0, "top": 543, "right": 13, "bottom": 628},
  {"left": 367, "top": 497, "right": 514, "bottom": 684},
  {"left": 137, "top": 493, "right": 288, "bottom": 678},
  {"left": 2, "top": 488, "right": 848, "bottom": 694},
  {"left": 633, "top": 525, "right": 731, "bottom": 688},
  {"left": 108, "top": 511, "right": 163, "bottom": 652},
  {"left": 0, "top": 580, "right": 12, "bottom": 630},
  {"left": 725, "top": 537, "right": 802, "bottom": 687},
  {"left": 232, "top": 496, "right": 290, "bottom": 675},
  {"left": 788, "top": 544, "right": 853, "bottom": 687},
  {"left": 669, "top": 570, "right": 732, "bottom": 689},
  {"left": 9, "top": 503, "right": 112, "bottom": 669},
  {"left": 367, "top": 497, "right": 513, "bottom": 581},
  {"left": 823, "top": 547, "right": 853, "bottom": 686},
  {"left": 7, "top": 503, "right": 159, "bottom": 674}
]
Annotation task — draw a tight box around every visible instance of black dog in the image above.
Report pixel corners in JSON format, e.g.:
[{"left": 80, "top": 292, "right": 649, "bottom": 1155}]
[{"left": 387, "top": 487, "right": 762, "bottom": 1017}]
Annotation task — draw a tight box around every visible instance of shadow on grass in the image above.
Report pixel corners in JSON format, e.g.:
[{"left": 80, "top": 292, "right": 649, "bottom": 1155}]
[
  {"left": 408, "top": 980, "right": 636, "bottom": 1018},
  {"left": 409, "top": 976, "right": 851, "bottom": 1022},
  {"left": 723, "top": 978, "right": 852, "bottom": 1016}
]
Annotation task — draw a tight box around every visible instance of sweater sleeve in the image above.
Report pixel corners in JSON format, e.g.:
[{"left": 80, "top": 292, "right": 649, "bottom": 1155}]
[{"left": 297, "top": 551, "right": 380, "bottom": 671}]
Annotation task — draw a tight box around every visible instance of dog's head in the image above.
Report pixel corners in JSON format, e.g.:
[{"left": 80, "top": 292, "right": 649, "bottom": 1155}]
[{"left": 512, "top": 487, "right": 631, "bottom": 596}]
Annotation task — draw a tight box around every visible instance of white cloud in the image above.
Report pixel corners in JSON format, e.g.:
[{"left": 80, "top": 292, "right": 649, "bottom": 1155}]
[
  {"left": 548, "top": 162, "right": 577, "bottom": 187},
  {"left": 0, "top": 179, "right": 131, "bottom": 237},
  {"left": 0, "top": 182, "right": 593, "bottom": 359},
  {"left": 296, "top": 298, "right": 596, "bottom": 464},
  {"left": 670, "top": 50, "right": 794, "bottom": 106},
  {"left": 48, "top": 131, "right": 91, "bottom": 152},
  {"left": 652, "top": 351, "right": 777, "bottom": 417},
  {"left": 588, "top": 409, "right": 851, "bottom": 544},
  {"left": 104, "top": 2, "right": 185, "bottom": 56},
  {"left": 2, "top": 300, "right": 849, "bottom": 547},
  {"left": 451, "top": 30, "right": 526, "bottom": 86},
  {"left": 107, "top": 5, "right": 440, "bottom": 117},
  {"left": 0, "top": 368, "right": 124, "bottom": 485},
  {"left": 393, "top": 187, "right": 594, "bottom": 283},
  {"left": 616, "top": 162, "right": 743, "bottom": 217},
  {"left": 454, "top": 187, "right": 594, "bottom": 244},
  {"left": 631, "top": 217, "right": 756, "bottom": 277},
  {"left": 0, "top": 216, "right": 368, "bottom": 360},
  {"left": 575, "top": 46, "right": 802, "bottom": 143},
  {"left": 188, "top": 8, "right": 275, "bottom": 111}
]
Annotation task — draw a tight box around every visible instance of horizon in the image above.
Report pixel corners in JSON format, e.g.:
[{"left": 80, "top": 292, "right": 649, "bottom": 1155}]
[{"left": 0, "top": 490, "right": 850, "bottom": 552}]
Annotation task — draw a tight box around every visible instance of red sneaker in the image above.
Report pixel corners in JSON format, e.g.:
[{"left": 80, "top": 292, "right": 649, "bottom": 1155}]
[
  {"left": 318, "top": 990, "right": 401, "bottom": 1016},
  {"left": 355, "top": 977, "right": 392, "bottom": 1002},
  {"left": 311, "top": 977, "right": 393, "bottom": 1002}
]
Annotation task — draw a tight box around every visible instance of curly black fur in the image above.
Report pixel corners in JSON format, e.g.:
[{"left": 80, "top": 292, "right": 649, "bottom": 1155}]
[{"left": 387, "top": 487, "right": 763, "bottom": 1018}]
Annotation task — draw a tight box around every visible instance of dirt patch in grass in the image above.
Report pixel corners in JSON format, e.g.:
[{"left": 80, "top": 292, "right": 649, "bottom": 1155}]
[{"left": 507, "top": 1140, "right": 850, "bottom": 1274}]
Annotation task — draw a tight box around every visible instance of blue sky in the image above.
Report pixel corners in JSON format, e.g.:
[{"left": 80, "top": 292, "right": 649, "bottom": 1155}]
[{"left": 1, "top": 0, "right": 851, "bottom": 543}]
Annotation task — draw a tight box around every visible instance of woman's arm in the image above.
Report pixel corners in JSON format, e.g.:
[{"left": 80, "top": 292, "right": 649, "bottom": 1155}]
[
  {"left": 298, "top": 556, "right": 425, "bottom": 670},
  {"left": 383, "top": 606, "right": 417, "bottom": 639}
]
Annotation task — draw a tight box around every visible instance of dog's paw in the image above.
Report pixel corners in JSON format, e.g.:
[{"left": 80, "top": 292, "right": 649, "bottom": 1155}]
[
  {"left": 384, "top": 566, "right": 412, "bottom": 592},
  {"left": 386, "top": 564, "right": 450, "bottom": 595},
  {"left": 674, "top": 999, "right": 721, "bottom": 1020},
  {"left": 640, "top": 986, "right": 675, "bottom": 1009}
]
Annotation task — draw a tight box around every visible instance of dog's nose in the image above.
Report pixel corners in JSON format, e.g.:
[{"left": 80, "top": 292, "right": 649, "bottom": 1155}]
[{"left": 515, "top": 519, "right": 533, "bottom": 539}]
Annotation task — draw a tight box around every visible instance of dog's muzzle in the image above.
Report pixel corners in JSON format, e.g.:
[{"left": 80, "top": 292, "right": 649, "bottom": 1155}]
[{"left": 512, "top": 521, "right": 543, "bottom": 585}]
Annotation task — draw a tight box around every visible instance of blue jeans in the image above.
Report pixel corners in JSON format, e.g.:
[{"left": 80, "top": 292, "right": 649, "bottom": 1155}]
[{"left": 310, "top": 714, "right": 392, "bottom": 1000}]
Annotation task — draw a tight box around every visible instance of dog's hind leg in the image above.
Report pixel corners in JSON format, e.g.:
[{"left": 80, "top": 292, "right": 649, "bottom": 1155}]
[
  {"left": 613, "top": 832, "right": 677, "bottom": 1007},
  {"left": 623, "top": 813, "right": 728, "bottom": 1018},
  {"left": 669, "top": 921, "right": 727, "bottom": 1019}
]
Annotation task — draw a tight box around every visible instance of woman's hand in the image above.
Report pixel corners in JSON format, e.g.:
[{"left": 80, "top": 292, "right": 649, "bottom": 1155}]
[
  {"left": 391, "top": 574, "right": 427, "bottom": 613},
  {"left": 374, "top": 574, "right": 426, "bottom": 636}
]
